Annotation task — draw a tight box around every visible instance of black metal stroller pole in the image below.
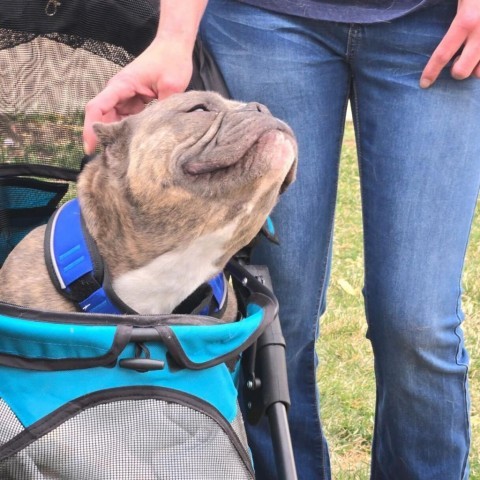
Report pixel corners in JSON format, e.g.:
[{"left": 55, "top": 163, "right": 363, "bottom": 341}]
[
  {"left": 227, "top": 260, "right": 298, "bottom": 480},
  {"left": 255, "top": 314, "right": 298, "bottom": 480},
  {"left": 268, "top": 402, "right": 297, "bottom": 480}
]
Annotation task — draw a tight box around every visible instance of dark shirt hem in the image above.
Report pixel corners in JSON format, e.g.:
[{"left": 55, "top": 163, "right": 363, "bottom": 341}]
[{"left": 234, "top": 0, "right": 444, "bottom": 23}]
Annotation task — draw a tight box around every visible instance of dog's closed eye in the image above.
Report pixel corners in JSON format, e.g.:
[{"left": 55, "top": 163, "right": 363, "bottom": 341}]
[{"left": 187, "top": 104, "right": 210, "bottom": 113}]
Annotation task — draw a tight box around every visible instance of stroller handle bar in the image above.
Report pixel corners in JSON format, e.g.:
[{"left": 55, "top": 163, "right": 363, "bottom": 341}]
[{"left": 227, "top": 259, "right": 299, "bottom": 480}]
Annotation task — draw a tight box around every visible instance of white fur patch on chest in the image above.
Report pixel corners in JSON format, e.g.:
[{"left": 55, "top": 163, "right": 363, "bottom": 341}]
[{"left": 112, "top": 220, "right": 239, "bottom": 314}]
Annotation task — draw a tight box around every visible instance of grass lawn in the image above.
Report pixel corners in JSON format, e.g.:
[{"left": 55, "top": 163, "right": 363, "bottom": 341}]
[{"left": 317, "top": 122, "right": 480, "bottom": 479}]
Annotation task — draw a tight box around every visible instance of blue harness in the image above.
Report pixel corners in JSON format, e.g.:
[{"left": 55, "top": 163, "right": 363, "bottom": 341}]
[{"left": 45, "top": 199, "right": 227, "bottom": 316}]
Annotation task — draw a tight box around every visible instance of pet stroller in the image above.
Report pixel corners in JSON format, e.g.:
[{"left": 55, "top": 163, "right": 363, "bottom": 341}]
[{"left": 0, "top": 2, "right": 297, "bottom": 479}]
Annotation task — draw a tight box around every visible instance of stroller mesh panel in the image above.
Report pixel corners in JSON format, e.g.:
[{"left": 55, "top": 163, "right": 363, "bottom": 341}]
[
  {"left": 231, "top": 404, "right": 250, "bottom": 455},
  {"left": 0, "top": 36, "right": 125, "bottom": 172},
  {"left": 0, "top": 398, "right": 253, "bottom": 480},
  {"left": 0, "top": 177, "right": 67, "bottom": 264},
  {"left": 0, "top": 399, "right": 23, "bottom": 444},
  {"left": 0, "top": 0, "right": 158, "bottom": 174}
]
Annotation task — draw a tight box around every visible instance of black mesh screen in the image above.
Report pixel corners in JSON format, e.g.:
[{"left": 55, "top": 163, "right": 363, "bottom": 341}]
[
  {"left": 0, "top": 35, "right": 125, "bottom": 173},
  {"left": 0, "top": 0, "right": 159, "bottom": 176},
  {"left": 1, "top": 0, "right": 159, "bottom": 58}
]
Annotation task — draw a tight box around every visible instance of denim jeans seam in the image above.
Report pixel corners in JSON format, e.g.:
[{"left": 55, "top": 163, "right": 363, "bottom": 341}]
[
  {"left": 313, "top": 78, "right": 351, "bottom": 480},
  {"left": 307, "top": 341, "right": 330, "bottom": 479},
  {"left": 314, "top": 77, "right": 351, "bottom": 328},
  {"left": 346, "top": 24, "right": 361, "bottom": 62},
  {"left": 349, "top": 73, "right": 382, "bottom": 480},
  {"left": 314, "top": 69, "right": 351, "bottom": 324},
  {"left": 455, "top": 186, "right": 480, "bottom": 479},
  {"left": 455, "top": 278, "right": 471, "bottom": 480},
  {"left": 313, "top": 220, "right": 334, "bottom": 480}
]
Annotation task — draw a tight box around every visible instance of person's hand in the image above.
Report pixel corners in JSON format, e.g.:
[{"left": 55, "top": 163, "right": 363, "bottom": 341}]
[
  {"left": 83, "top": 38, "right": 193, "bottom": 153},
  {"left": 420, "top": 0, "right": 480, "bottom": 88}
]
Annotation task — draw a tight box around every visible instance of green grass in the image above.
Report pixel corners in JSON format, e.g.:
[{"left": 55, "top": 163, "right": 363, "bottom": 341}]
[{"left": 317, "top": 123, "right": 480, "bottom": 479}]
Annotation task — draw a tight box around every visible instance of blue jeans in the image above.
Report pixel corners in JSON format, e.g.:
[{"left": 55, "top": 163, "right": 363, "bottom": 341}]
[{"left": 200, "top": 2, "right": 480, "bottom": 479}]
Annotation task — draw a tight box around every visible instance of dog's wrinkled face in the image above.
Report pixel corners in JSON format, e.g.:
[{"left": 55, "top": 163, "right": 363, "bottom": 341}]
[{"left": 87, "top": 91, "right": 297, "bottom": 270}]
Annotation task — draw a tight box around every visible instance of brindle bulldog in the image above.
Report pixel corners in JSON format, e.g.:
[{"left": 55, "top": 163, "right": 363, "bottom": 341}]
[{"left": 0, "top": 91, "right": 297, "bottom": 320}]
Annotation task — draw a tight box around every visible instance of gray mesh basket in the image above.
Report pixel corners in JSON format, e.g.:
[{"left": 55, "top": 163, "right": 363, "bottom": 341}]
[{"left": 0, "top": 397, "right": 253, "bottom": 480}]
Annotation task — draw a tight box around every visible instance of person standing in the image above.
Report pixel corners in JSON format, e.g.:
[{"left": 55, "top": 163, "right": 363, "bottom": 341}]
[{"left": 83, "top": 1, "right": 480, "bottom": 478}]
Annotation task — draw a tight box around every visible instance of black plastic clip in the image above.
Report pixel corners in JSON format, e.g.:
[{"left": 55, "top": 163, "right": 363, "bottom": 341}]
[{"left": 119, "top": 342, "right": 165, "bottom": 372}]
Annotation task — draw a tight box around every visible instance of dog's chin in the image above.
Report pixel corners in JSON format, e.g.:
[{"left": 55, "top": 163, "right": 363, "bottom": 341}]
[
  {"left": 253, "top": 129, "right": 297, "bottom": 186},
  {"left": 231, "top": 129, "right": 297, "bottom": 194}
]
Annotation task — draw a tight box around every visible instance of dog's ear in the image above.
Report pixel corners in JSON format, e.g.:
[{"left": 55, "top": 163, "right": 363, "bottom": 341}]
[
  {"left": 93, "top": 121, "right": 128, "bottom": 147},
  {"left": 92, "top": 121, "right": 131, "bottom": 176}
]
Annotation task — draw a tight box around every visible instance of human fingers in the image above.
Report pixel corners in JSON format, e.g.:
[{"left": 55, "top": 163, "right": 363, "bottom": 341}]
[
  {"left": 474, "top": 62, "right": 480, "bottom": 78},
  {"left": 450, "top": 27, "right": 480, "bottom": 79},
  {"left": 83, "top": 84, "right": 125, "bottom": 153},
  {"left": 83, "top": 81, "right": 150, "bottom": 154},
  {"left": 420, "top": 20, "right": 467, "bottom": 88}
]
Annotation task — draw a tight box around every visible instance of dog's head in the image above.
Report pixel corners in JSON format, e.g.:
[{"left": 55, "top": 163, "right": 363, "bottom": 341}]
[{"left": 81, "top": 91, "right": 297, "bottom": 271}]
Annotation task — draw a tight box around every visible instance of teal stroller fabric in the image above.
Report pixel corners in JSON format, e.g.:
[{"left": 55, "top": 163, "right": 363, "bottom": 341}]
[{"left": 0, "top": 294, "right": 275, "bottom": 479}]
